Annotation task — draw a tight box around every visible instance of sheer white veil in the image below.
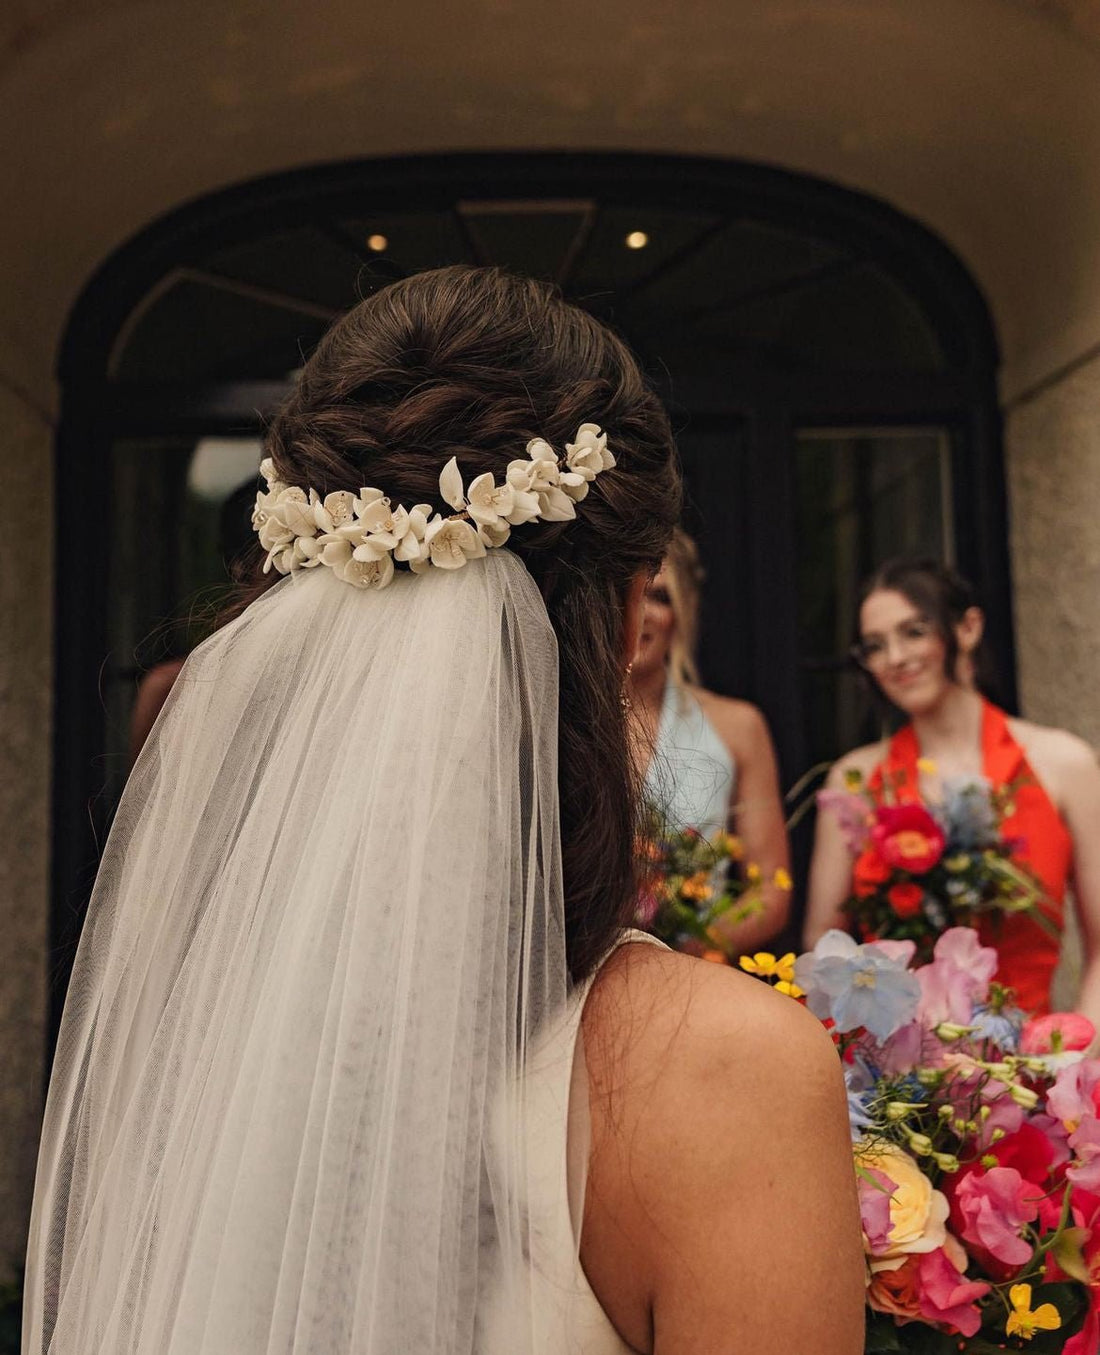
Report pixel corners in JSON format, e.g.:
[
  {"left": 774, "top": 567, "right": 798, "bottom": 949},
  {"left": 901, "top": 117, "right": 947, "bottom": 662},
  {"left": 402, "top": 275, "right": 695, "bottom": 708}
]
[{"left": 24, "top": 550, "right": 570, "bottom": 1354}]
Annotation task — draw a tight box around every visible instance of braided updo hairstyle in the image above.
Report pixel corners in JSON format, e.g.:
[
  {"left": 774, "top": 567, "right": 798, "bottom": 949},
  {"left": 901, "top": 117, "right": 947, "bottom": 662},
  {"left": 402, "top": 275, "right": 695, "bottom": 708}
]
[{"left": 227, "top": 265, "right": 682, "bottom": 981}]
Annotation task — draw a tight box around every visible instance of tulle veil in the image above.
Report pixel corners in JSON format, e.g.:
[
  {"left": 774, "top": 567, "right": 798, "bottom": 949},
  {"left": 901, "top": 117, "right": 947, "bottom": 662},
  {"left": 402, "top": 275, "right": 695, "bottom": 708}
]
[{"left": 24, "top": 550, "right": 572, "bottom": 1353}]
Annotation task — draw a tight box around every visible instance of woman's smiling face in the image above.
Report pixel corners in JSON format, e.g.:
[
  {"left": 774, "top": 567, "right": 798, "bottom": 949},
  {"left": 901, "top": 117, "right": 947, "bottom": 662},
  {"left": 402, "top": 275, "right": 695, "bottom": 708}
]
[
  {"left": 634, "top": 564, "right": 676, "bottom": 677},
  {"left": 856, "top": 588, "right": 952, "bottom": 713}
]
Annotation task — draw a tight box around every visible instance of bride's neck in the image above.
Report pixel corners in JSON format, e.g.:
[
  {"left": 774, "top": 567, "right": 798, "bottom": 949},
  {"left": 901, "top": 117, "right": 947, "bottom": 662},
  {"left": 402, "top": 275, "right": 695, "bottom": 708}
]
[{"left": 910, "top": 685, "right": 984, "bottom": 760}]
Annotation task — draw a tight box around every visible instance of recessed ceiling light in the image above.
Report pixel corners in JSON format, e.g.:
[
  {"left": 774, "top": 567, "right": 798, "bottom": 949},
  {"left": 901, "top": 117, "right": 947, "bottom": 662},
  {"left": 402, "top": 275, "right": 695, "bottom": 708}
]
[
  {"left": 367, "top": 234, "right": 389, "bottom": 252},
  {"left": 625, "top": 231, "right": 649, "bottom": 250}
]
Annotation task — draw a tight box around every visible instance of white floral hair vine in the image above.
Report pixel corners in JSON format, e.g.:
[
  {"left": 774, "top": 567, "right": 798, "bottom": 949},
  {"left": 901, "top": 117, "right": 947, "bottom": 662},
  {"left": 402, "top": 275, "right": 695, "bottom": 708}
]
[{"left": 252, "top": 423, "right": 615, "bottom": 589}]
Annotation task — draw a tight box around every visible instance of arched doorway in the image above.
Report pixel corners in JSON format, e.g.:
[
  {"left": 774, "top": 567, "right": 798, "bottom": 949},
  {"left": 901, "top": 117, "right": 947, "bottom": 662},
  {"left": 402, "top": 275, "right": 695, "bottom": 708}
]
[{"left": 54, "top": 151, "right": 1004, "bottom": 1026}]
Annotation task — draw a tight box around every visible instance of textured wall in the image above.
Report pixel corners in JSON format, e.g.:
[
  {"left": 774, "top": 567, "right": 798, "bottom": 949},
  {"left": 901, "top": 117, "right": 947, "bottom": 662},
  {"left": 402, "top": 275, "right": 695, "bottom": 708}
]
[
  {"left": 1007, "top": 354, "right": 1100, "bottom": 1008},
  {"left": 0, "top": 380, "right": 52, "bottom": 1280},
  {"left": 1007, "top": 353, "right": 1100, "bottom": 746}
]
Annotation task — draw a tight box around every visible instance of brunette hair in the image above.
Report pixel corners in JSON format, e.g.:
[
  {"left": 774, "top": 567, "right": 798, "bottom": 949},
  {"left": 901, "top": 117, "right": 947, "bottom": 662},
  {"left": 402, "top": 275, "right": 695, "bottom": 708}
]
[
  {"left": 224, "top": 265, "right": 681, "bottom": 982},
  {"left": 662, "top": 527, "right": 705, "bottom": 688},
  {"left": 856, "top": 557, "right": 998, "bottom": 698}
]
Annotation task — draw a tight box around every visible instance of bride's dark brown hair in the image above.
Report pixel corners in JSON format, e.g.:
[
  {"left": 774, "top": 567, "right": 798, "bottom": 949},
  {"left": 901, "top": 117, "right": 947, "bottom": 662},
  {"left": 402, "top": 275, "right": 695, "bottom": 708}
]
[{"left": 226, "top": 265, "right": 681, "bottom": 981}]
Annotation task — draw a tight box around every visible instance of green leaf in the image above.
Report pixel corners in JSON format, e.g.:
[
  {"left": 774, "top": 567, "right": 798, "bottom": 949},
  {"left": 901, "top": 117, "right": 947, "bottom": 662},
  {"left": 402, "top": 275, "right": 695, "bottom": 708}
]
[
  {"left": 1050, "top": 1227, "right": 1091, "bottom": 1284},
  {"left": 863, "top": 1311, "right": 905, "bottom": 1352},
  {"left": 897, "top": 1325, "right": 958, "bottom": 1354}
]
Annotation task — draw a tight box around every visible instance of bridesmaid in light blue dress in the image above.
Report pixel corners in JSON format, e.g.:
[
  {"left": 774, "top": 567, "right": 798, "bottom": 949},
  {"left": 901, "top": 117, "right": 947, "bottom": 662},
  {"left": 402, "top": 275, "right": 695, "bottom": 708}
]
[{"left": 632, "top": 529, "right": 791, "bottom": 953}]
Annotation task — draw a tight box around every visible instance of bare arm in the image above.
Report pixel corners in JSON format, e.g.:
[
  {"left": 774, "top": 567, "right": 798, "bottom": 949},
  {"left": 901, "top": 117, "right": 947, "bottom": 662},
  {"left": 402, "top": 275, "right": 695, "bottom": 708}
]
[
  {"left": 581, "top": 945, "right": 866, "bottom": 1355},
  {"left": 804, "top": 751, "right": 877, "bottom": 948},
  {"left": 699, "top": 695, "right": 791, "bottom": 953},
  {"left": 1052, "top": 737, "right": 1100, "bottom": 1035}
]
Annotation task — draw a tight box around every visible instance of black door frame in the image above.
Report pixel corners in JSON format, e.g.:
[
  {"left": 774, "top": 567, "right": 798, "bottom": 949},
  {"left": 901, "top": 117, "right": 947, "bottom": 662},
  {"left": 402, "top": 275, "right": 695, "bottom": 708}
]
[{"left": 53, "top": 150, "right": 1004, "bottom": 1039}]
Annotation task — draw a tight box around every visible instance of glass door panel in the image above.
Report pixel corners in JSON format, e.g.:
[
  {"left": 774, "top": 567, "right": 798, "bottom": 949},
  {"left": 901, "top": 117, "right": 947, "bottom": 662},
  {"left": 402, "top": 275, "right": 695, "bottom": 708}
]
[{"left": 795, "top": 427, "right": 953, "bottom": 766}]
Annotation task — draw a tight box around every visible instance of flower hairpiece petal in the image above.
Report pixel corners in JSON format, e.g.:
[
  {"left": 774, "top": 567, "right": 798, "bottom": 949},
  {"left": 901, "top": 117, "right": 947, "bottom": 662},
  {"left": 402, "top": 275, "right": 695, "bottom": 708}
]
[{"left": 439, "top": 457, "right": 467, "bottom": 512}]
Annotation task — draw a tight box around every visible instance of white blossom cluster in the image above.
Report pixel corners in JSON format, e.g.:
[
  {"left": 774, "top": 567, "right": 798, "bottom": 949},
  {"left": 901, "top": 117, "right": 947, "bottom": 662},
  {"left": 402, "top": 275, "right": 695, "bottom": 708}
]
[{"left": 252, "top": 423, "right": 615, "bottom": 589}]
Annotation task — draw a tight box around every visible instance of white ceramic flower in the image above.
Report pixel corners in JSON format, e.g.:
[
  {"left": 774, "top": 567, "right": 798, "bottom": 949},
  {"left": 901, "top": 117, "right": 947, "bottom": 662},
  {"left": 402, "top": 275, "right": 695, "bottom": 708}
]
[
  {"left": 394, "top": 504, "right": 434, "bottom": 572},
  {"left": 558, "top": 469, "right": 589, "bottom": 503},
  {"left": 520, "top": 438, "right": 576, "bottom": 520},
  {"left": 565, "top": 423, "right": 615, "bottom": 476},
  {"left": 466, "top": 472, "right": 514, "bottom": 530},
  {"left": 311, "top": 490, "right": 357, "bottom": 533},
  {"left": 478, "top": 520, "right": 511, "bottom": 548},
  {"left": 466, "top": 472, "right": 538, "bottom": 531},
  {"left": 257, "top": 490, "right": 317, "bottom": 551},
  {"left": 320, "top": 537, "right": 395, "bottom": 589},
  {"left": 259, "top": 457, "right": 280, "bottom": 488},
  {"left": 423, "top": 516, "right": 487, "bottom": 570}
]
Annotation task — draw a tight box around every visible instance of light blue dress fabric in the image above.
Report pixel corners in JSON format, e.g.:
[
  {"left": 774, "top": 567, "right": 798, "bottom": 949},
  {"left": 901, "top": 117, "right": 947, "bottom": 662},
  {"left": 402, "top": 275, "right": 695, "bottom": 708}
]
[{"left": 642, "top": 680, "right": 736, "bottom": 839}]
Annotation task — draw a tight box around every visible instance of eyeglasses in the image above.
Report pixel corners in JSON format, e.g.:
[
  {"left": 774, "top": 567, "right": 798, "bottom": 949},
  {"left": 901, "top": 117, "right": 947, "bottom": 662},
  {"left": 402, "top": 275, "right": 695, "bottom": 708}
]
[{"left": 850, "top": 617, "right": 937, "bottom": 672}]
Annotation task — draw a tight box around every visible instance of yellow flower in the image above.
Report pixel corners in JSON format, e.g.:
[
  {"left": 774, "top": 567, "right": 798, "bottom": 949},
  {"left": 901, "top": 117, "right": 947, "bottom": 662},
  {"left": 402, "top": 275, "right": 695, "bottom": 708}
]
[
  {"left": 772, "top": 866, "right": 793, "bottom": 891},
  {"left": 917, "top": 757, "right": 938, "bottom": 775},
  {"left": 739, "top": 951, "right": 797, "bottom": 983},
  {"left": 746, "top": 862, "right": 762, "bottom": 884},
  {"left": 681, "top": 870, "right": 714, "bottom": 902},
  {"left": 774, "top": 979, "right": 805, "bottom": 998},
  {"left": 1005, "top": 1284, "right": 1061, "bottom": 1340},
  {"left": 713, "top": 831, "right": 745, "bottom": 861}
]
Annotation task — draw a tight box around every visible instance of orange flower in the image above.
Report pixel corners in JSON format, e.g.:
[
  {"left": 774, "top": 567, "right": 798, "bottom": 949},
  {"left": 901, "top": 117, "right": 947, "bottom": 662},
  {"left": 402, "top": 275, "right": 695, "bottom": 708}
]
[
  {"left": 867, "top": 1255, "right": 923, "bottom": 1322},
  {"left": 681, "top": 871, "right": 714, "bottom": 903},
  {"left": 854, "top": 849, "right": 893, "bottom": 898}
]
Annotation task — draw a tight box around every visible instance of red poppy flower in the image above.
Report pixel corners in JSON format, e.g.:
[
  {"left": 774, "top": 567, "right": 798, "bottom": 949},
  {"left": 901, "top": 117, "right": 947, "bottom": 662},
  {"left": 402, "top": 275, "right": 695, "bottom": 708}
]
[
  {"left": 887, "top": 881, "right": 925, "bottom": 919},
  {"left": 871, "top": 804, "right": 946, "bottom": 875}
]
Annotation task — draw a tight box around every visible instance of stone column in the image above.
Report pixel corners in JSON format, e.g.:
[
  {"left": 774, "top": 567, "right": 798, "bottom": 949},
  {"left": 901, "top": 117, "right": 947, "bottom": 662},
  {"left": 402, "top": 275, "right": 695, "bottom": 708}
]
[{"left": 1006, "top": 349, "right": 1100, "bottom": 1008}]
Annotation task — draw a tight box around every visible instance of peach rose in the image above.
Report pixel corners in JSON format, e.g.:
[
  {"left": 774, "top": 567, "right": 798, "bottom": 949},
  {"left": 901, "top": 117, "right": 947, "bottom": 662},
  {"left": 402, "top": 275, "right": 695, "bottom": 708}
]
[{"left": 855, "top": 1140, "right": 949, "bottom": 1259}]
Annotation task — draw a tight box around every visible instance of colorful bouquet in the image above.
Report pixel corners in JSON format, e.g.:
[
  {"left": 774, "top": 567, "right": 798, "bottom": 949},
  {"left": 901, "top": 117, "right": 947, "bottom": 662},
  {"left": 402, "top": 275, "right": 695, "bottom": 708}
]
[
  {"left": 752, "top": 927, "right": 1100, "bottom": 1352},
  {"left": 820, "top": 769, "right": 1052, "bottom": 957},
  {"left": 633, "top": 820, "right": 783, "bottom": 959}
]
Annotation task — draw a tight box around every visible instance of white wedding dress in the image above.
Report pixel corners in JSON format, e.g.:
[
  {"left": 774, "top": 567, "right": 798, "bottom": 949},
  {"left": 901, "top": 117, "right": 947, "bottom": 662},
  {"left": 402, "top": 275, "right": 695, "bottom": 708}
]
[
  {"left": 23, "top": 553, "right": 643, "bottom": 1354},
  {"left": 481, "top": 929, "right": 664, "bottom": 1355}
]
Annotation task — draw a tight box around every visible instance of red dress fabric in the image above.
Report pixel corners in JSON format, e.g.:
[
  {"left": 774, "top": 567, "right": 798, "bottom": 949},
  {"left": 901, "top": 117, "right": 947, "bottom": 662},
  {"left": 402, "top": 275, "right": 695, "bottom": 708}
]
[{"left": 854, "top": 700, "right": 1071, "bottom": 1014}]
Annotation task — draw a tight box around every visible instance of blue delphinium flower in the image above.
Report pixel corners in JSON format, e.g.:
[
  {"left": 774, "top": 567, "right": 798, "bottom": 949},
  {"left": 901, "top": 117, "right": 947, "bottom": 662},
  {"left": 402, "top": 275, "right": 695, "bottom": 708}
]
[
  {"left": 938, "top": 776, "right": 998, "bottom": 851},
  {"left": 969, "top": 1002, "right": 1024, "bottom": 1052},
  {"left": 795, "top": 931, "right": 921, "bottom": 1041}
]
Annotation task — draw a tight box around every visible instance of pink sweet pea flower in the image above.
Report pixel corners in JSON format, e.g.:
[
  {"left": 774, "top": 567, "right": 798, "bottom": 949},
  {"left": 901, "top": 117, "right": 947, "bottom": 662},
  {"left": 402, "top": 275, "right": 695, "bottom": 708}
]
[
  {"left": 867, "top": 938, "right": 918, "bottom": 967},
  {"left": 954, "top": 1166, "right": 1041, "bottom": 1268},
  {"left": 915, "top": 1235, "right": 990, "bottom": 1337},
  {"left": 1049, "top": 1060, "right": 1100, "bottom": 1127},
  {"left": 876, "top": 1020, "right": 930, "bottom": 1076},
  {"left": 974, "top": 1090, "right": 1026, "bottom": 1151},
  {"left": 1068, "top": 1118, "right": 1100, "bottom": 1193},
  {"left": 916, "top": 929, "right": 998, "bottom": 1027},
  {"left": 858, "top": 1167, "right": 895, "bottom": 1254}
]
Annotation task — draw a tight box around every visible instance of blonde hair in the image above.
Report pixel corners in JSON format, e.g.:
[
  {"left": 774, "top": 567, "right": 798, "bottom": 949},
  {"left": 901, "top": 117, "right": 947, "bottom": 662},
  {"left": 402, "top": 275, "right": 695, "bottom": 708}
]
[{"left": 663, "top": 527, "right": 704, "bottom": 689}]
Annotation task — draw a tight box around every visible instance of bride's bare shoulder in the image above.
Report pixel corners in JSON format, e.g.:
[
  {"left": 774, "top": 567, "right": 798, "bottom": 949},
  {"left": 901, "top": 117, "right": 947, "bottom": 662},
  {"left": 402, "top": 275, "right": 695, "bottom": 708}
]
[
  {"left": 581, "top": 939, "right": 831, "bottom": 1072},
  {"left": 579, "top": 942, "right": 863, "bottom": 1353}
]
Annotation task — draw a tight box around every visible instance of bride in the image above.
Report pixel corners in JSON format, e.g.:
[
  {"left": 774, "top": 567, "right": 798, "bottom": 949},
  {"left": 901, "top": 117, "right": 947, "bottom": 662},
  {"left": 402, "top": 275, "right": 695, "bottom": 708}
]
[{"left": 23, "top": 266, "right": 863, "bottom": 1353}]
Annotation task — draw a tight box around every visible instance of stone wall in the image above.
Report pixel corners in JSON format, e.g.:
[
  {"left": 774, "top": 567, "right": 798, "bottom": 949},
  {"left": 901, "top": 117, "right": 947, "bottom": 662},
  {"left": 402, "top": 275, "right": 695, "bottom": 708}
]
[
  {"left": 1006, "top": 351, "right": 1100, "bottom": 746},
  {"left": 0, "top": 380, "right": 53, "bottom": 1280},
  {"left": 1006, "top": 350, "right": 1100, "bottom": 1008}
]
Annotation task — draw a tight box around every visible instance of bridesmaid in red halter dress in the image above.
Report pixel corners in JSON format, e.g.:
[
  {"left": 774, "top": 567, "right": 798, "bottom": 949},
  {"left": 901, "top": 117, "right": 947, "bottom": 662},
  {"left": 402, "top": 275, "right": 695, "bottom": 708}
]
[{"left": 805, "top": 559, "right": 1100, "bottom": 1022}]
